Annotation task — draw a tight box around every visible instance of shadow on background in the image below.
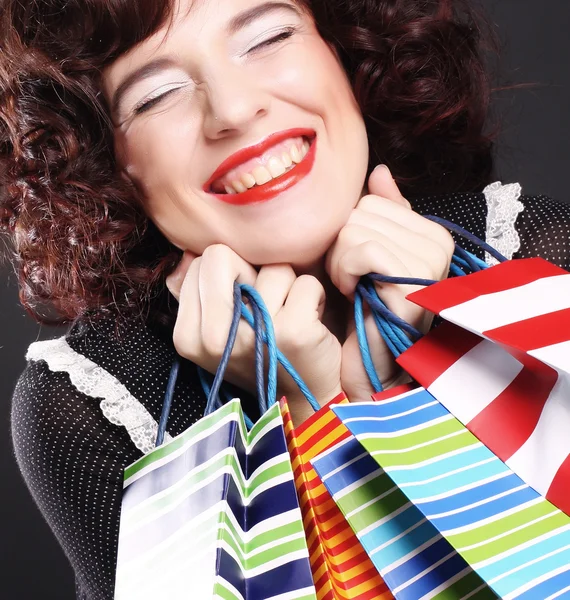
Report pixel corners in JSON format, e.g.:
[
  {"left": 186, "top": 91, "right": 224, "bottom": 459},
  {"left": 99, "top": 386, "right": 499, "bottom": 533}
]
[{"left": 1, "top": 1, "right": 569, "bottom": 598}]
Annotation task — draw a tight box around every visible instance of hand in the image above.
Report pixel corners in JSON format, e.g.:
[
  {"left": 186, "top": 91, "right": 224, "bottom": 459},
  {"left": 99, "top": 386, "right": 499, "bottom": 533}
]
[
  {"left": 165, "top": 244, "right": 342, "bottom": 425},
  {"left": 326, "top": 165, "right": 455, "bottom": 401}
]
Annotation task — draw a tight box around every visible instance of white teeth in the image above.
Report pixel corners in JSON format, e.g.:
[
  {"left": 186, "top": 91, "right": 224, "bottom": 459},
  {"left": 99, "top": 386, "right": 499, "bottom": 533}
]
[
  {"left": 232, "top": 179, "right": 247, "bottom": 193},
  {"left": 214, "top": 137, "right": 313, "bottom": 193},
  {"left": 290, "top": 145, "right": 302, "bottom": 164},
  {"left": 252, "top": 166, "right": 272, "bottom": 186},
  {"left": 267, "top": 156, "right": 287, "bottom": 178},
  {"left": 241, "top": 173, "right": 256, "bottom": 189}
]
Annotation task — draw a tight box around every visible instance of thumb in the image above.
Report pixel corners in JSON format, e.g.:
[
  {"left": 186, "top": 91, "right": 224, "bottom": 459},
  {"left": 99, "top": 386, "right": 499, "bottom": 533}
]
[
  {"left": 165, "top": 250, "right": 197, "bottom": 300},
  {"left": 367, "top": 164, "right": 411, "bottom": 209}
]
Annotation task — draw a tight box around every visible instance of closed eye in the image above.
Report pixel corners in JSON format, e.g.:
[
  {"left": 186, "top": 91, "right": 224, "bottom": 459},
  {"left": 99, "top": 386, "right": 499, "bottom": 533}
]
[
  {"left": 134, "top": 84, "right": 187, "bottom": 115},
  {"left": 249, "top": 27, "right": 296, "bottom": 53}
]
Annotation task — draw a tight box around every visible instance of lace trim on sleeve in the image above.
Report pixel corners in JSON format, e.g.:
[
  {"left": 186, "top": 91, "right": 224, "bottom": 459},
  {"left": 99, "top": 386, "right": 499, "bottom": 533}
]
[
  {"left": 26, "top": 337, "right": 171, "bottom": 454},
  {"left": 483, "top": 181, "right": 525, "bottom": 266}
]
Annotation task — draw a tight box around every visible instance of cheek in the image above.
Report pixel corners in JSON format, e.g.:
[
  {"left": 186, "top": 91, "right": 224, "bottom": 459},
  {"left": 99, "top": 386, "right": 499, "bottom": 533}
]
[{"left": 115, "top": 115, "right": 199, "bottom": 193}]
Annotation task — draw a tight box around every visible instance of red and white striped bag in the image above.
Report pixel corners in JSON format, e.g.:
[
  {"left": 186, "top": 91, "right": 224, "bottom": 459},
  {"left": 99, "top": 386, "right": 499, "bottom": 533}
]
[{"left": 397, "top": 257, "right": 570, "bottom": 516}]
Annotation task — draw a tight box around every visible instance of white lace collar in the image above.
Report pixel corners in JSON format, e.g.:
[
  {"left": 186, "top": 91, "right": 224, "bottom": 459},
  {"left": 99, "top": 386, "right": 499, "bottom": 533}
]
[
  {"left": 26, "top": 337, "right": 171, "bottom": 454},
  {"left": 483, "top": 181, "right": 524, "bottom": 265}
]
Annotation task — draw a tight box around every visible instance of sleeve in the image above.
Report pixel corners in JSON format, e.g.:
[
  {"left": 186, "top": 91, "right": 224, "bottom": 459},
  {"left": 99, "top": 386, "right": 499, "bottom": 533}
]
[
  {"left": 10, "top": 359, "right": 143, "bottom": 600},
  {"left": 513, "top": 194, "right": 570, "bottom": 270}
]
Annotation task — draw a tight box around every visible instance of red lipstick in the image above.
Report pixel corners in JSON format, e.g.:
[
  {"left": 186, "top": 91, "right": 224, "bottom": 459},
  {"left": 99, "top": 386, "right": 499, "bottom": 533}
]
[{"left": 203, "top": 128, "right": 317, "bottom": 206}]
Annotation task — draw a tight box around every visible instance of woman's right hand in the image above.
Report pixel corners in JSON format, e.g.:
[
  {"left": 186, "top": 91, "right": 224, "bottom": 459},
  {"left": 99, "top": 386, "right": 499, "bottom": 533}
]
[{"left": 165, "top": 244, "right": 342, "bottom": 424}]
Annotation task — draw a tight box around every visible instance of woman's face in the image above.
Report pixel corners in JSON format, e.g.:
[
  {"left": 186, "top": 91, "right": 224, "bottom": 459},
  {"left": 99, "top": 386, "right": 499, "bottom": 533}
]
[{"left": 102, "top": 0, "right": 369, "bottom": 268}]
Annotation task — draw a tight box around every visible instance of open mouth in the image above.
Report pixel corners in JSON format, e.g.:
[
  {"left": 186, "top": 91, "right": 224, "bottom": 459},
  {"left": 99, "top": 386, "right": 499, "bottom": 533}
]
[{"left": 209, "top": 134, "right": 316, "bottom": 195}]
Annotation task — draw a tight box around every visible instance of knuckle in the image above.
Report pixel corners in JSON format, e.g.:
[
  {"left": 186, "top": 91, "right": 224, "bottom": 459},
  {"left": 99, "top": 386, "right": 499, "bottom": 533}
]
[
  {"left": 294, "top": 273, "right": 322, "bottom": 292},
  {"left": 430, "top": 225, "right": 456, "bottom": 260},
  {"left": 336, "top": 223, "right": 361, "bottom": 248},
  {"left": 172, "top": 322, "right": 197, "bottom": 360},
  {"left": 441, "top": 229, "right": 456, "bottom": 257},
  {"left": 357, "top": 194, "right": 381, "bottom": 212},
  {"left": 201, "top": 324, "right": 231, "bottom": 358},
  {"left": 201, "top": 243, "right": 234, "bottom": 264},
  {"left": 276, "top": 324, "right": 305, "bottom": 352}
]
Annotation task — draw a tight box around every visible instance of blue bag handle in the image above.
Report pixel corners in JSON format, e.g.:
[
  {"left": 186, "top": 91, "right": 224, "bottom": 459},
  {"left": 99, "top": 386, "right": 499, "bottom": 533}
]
[
  {"left": 155, "top": 281, "right": 321, "bottom": 447},
  {"left": 355, "top": 215, "right": 509, "bottom": 394}
]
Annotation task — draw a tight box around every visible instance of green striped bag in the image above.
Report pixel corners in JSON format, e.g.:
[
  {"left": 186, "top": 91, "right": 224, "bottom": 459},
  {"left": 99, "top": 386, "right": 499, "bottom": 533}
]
[
  {"left": 314, "top": 386, "right": 570, "bottom": 599},
  {"left": 114, "top": 398, "right": 317, "bottom": 600}
]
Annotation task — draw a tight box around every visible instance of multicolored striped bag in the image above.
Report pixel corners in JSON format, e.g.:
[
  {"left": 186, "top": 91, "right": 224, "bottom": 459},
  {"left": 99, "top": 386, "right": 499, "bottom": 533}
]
[
  {"left": 311, "top": 388, "right": 495, "bottom": 600},
  {"left": 280, "top": 394, "right": 391, "bottom": 599},
  {"left": 398, "top": 257, "right": 570, "bottom": 516},
  {"left": 312, "top": 219, "right": 570, "bottom": 597},
  {"left": 326, "top": 386, "right": 570, "bottom": 599}
]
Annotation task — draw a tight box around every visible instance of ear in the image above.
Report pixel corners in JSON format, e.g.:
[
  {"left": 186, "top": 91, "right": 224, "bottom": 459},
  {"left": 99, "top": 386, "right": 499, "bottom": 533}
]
[{"left": 367, "top": 165, "right": 411, "bottom": 208}]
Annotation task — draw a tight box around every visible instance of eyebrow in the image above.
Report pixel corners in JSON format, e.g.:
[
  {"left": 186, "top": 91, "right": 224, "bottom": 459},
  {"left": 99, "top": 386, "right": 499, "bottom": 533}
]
[
  {"left": 111, "top": 1, "right": 301, "bottom": 117},
  {"left": 227, "top": 1, "right": 301, "bottom": 35},
  {"left": 111, "top": 57, "right": 177, "bottom": 116}
]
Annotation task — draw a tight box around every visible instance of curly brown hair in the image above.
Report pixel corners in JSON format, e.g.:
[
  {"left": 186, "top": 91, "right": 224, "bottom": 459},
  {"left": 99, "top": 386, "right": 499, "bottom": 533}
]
[{"left": 0, "top": 0, "right": 499, "bottom": 329}]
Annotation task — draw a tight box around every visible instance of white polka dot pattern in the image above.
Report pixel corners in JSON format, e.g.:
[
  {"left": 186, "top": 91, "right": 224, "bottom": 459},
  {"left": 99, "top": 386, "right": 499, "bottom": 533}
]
[
  {"left": 26, "top": 337, "right": 172, "bottom": 454},
  {"left": 9, "top": 187, "right": 570, "bottom": 598},
  {"left": 11, "top": 317, "right": 208, "bottom": 599}
]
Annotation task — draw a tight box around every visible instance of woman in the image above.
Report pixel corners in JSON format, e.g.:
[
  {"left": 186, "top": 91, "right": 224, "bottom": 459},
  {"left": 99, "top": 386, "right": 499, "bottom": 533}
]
[{"left": 3, "top": 0, "right": 570, "bottom": 597}]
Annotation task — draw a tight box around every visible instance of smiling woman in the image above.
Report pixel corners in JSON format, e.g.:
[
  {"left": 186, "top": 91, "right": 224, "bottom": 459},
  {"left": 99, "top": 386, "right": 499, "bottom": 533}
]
[
  {"left": 103, "top": 0, "right": 369, "bottom": 266},
  {"left": 2, "top": 0, "right": 570, "bottom": 598}
]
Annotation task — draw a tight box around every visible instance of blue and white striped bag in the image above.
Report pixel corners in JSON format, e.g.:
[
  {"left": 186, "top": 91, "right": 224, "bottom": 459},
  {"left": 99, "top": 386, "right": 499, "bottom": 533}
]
[{"left": 113, "top": 283, "right": 317, "bottom": 600}]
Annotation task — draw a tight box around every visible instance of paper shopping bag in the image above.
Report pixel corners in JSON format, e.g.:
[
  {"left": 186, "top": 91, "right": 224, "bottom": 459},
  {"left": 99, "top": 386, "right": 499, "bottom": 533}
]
[
  {"left": 114, "top": 399, "right": 316, "bottom": 600},
  {"left": 398, "top": 257, "right": 570, "bottom": 515},
  {"left": 330, "top": 386, "right": 570, "bottom": 599},
  {"left": 280, "top": 394, "right": 391, "bottom": 599},
  {"left": 311, "top": 391, "right": 496, "bottom": 599}
]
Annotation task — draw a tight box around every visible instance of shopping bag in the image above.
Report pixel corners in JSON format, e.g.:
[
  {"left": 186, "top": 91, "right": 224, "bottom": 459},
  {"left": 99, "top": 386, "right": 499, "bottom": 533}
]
[
  {"left": 311, "top": 387, "right": 496, "bottom": 600},
  {"left": 397, "top": 257, "right": 570, "bottom": 516},
  {"left": 114, "top": 283, "right": 317, "bottom": 599},
  {"left": 280, "top": 394, "right": 391, "bottom": 599},
  {"left": 329, "top": 386, "right": 570, "bottom": 599}
]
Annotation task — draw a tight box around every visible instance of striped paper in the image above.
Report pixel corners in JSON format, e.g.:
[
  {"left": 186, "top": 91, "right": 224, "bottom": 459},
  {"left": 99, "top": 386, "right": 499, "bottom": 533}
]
[
  {"left": 280, "top": 395, "right": 391, "bottom": 599},
  {"left": 114, "top": 399, "right": 316, "bottom": 600},
  {"left": 311, "top": 405, "right": 494, "bottom": 599},
  {"left": 400, "top": 257, "right": 570, "bottom": 515},
  {"left": 331, "top": 387, "right": 570, "bottom": 599}
]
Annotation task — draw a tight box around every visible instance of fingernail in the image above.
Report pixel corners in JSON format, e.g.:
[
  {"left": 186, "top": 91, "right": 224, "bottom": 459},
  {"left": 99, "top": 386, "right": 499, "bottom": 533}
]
[{"left": 374, "top": 164, "right": 391, "bottom": 175}]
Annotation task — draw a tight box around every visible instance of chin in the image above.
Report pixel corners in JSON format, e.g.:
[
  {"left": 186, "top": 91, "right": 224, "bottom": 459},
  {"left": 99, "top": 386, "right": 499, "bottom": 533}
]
[{"left": 236, "top": 227, "right": 338, "bottom": 270}]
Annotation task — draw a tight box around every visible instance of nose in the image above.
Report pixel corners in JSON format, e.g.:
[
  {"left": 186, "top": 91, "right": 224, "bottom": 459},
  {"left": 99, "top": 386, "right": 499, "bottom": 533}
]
[{"left": 202, "top": 63, "right": 269, "bottom": 139}]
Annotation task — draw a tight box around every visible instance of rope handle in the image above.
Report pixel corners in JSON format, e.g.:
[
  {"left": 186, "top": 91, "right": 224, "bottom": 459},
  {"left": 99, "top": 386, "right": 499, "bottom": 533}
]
[
  {"left": 355, "top": 215, "right": 509, "bottom": 394},
  {"left": 156, "top": 281, "right": 320, "bottom": 446}
]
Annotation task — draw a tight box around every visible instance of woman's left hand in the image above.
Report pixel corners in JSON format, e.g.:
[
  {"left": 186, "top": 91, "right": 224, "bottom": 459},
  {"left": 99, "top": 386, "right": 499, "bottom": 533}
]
[{"left": 325, "top": 165, "right": 456, "bottom": 401}]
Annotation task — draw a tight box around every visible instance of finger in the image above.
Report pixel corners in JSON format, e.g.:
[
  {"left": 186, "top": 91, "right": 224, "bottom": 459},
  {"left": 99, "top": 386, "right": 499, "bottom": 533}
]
[
  {"left": 253, "top": 264, "right": 297, "bottom": 317},
  {"left": 347, "top": 209, "right": 452, "bottom": 275},
  {"left": 279, "top": 275, "right": 327, "bottom": 325},
  {"left": 165, "top": 250, "right": 198, "bottom": 300},
  {"left": 198, "top": 244, "right": 258, "bottom": 355},
  {"left": 328, "top": 225, "right": 428, "bottom": 296},
  {"left": 356, "top": 194, "right": 455, "bottom": 253},
  {"left": 171, "top": 256, "right": 203, "bottom": 356},
  {"left": 367, "top": 165, "right": 411, "bottom": 208},
  {"left": 339, "top": 242, "right": 428, "bottom": 328},
  {"left": 336, "top": 239, "right": 412, "bottom": 297}
]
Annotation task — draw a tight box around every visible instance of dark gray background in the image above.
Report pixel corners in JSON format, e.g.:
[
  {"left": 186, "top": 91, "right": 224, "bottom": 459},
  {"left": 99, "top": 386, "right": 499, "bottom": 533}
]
[{"left": 1, "top": 1, "right": 569, "bottom": 597}]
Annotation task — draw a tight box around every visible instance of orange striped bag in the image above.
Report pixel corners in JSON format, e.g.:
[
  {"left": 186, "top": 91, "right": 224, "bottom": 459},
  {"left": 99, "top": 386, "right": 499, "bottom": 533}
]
[{"left": 280, "top": 393, "right": 392, "bottom": 600}]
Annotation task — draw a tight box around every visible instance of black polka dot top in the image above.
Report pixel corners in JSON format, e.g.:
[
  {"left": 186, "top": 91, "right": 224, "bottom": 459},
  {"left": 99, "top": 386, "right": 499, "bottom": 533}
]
[{"left": 9, "top": 183, "right": 570, "bottom": 599}]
